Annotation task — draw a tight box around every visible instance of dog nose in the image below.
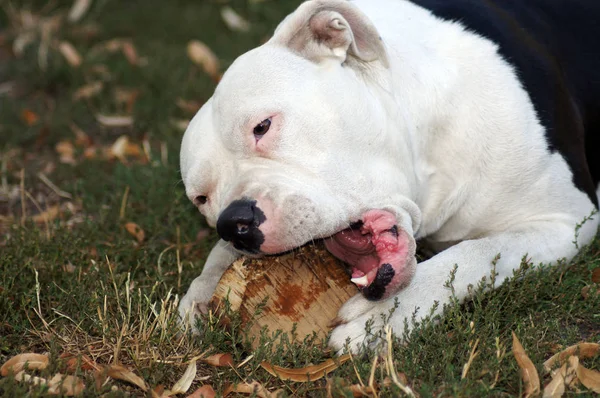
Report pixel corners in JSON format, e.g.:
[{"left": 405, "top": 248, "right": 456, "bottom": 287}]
[{"left": 216, "top": 199, "right": 265, "bottom": 252}]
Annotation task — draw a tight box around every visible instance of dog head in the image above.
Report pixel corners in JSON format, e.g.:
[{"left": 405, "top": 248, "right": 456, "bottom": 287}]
[{"left": 181, "top": 1, "right": 418, "bottom": 293}]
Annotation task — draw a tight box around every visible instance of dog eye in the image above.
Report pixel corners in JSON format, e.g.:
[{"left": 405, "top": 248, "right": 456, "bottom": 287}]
[
  {"left": 253, "top": 118, "right": 271, "bottom": 137},
  {"left": 195, "top": 195, "right": 208, "bottom": 205}
]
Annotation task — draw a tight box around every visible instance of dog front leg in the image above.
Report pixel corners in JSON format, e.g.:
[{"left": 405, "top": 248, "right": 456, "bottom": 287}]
[
  {"left": 178, "top": 239, "right": 241, "bottom": 328},
  {"left": 329, "top": 218, "right": 597, "bottom": 353}
]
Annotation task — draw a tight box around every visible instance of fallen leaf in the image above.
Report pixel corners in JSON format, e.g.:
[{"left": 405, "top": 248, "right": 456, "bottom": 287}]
[
  {"left": 68, "top": 0, "right": 92, "bottom": 22},
  {"left": 187, "top": 385, "right": 216, "bottom": 398},
  {"left": 114, "top": 87, "right": 140, "bottom": 113},
  {"left": 261, "top": 354, "right": 351, "bottom": 382},
  {"left": 201, "top": 353, "right": 234, "bottom": 368},
  {"left": 512, "top": 332, "right": 540, "bottom": 397},
  {"left": 59, "top": 352, "right": 101, "bottom": 372},
  {"left": 221, "top": 7, "right": 251, "bottom": 32},
  {"left": 111, "top": 136, "right": 141, "bottom": 160},
  {"left": 59, "top": 41, "right": 82, "bottom": 67},
  {"left": 152, "top": 384, "right": 165, "bottom": 397},
  {"left": 93, "top": 369, "right": 108, "bottom": 390},
  {"left": 176, "top": 98, "right": 202, "bottom": 114},
  {"left": 21, "top": 109, "right": 39, "bottom": 126},
  {"left": 125, "top": 222, "right": 145, "bottom": 243},
  {"left": 71, "top": 123, "right": 93, "bottom": 147},
  {"left": 581, "top": 285, "right": 600, "bottom": 300},
  {"left": 187, "top": 41, "right": 220, "bottom": 80},
  {"left": 1, "top": 353, "right": 49, "bottom": 376},
  {"left": 32, "top": 205, "right": 60, "bottom": 223},
  {"left": 592, "top": 267, "right": 600, "bottom": 284},
  {"left": 171, "top": 119, "right": 189, "bottom": 131},
  {"left": 223, "top": 381, "right": 273, "bottom": 398},
  {"left": 13, "top": 371, "right": 47, "bottom": 386},
  {"left": 543, "top": 343, "right": 600, "bottom": 372},
  {"left": 168, "top": 360, "right": 197, "bottom": 395},
  {"left": 326, "top": 377, "right": 375, "bottom": 398},
  {"left": 576, "top": 365, "right": 600, "bottom": 393},
  {"left": 47, "top": 374, "right": 85, "bottom": 396},
  {"left": 62, "top": 263, "right": 77, "bottom": 273},
  {"left": 13, "top": 32, "right": 35, "bottom": 57},
  {"left": 73, "top": 81, "right": 103, "bottom": 100},
  {"left": 96, "top": 114, "right": 134, "bottom": 127},
  {"left": 55, "top": 140, "right": 76, "bottom": 164},
  {"left": 543, "top": 356, "right": 578, "bottom": 398},
  {"left": 101, "top": 38, "right": 125, "bottom": 52},
  {"left": 122, "top": 41, "right": 139, "bottom": 65},
  {"left": 106, "top": 364, "right": 148, "bottom": 391},
  {"left": 351, "top": 385, "right": 376, "bottom": 397}
]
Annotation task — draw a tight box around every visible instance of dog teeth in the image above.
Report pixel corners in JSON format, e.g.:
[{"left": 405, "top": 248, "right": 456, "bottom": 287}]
[{"left": 351, "top": 275, "right": 369, "bottom": 287}]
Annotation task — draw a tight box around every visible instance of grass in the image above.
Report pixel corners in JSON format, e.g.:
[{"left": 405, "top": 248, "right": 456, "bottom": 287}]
[{"left": 0, "top": 0, "right": 599, "bottom": 396}]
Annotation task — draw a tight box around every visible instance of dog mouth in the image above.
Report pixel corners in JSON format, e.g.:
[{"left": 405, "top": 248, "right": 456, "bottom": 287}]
[{"left": 324, "top": 209, "right": 415, "bottom": 301}]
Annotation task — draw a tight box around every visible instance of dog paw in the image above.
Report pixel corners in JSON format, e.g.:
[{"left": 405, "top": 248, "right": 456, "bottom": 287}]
[
  {"left": 328, "top": 293, "right": 387, "bottom": 353},
  {"left": 178, "top": 288, "right": 212, "bottom": 331}
]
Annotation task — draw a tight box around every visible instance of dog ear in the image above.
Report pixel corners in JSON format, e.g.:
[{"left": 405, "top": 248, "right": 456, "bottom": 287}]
[{"left": 271, "top": 0, "right": 389, "bottom": 67}]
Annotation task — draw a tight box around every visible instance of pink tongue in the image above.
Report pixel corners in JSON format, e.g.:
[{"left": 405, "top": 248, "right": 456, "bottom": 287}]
[
  {"left": 331, "top": 228, "right": 372, "bottom": 254},
  {"left": 325, "top": 227, "right": 380, "bottom": 284}
]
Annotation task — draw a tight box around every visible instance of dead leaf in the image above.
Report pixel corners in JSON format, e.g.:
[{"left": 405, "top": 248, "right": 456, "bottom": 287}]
[
  {"left": 59, "top": 41, "right": 82, "bottom": 67},
  {"left": 543, "top": 356, "right": 578, "bottom": 398},
  {"left": 176, "top": 98, "right": 202, "bottom": 114},
  {"left": 543, "top": 343, "right": 600, "bottom": 372},
  {"left": 13, "top": 371, "right": 47, "bottom": 386},
  {"left": 55, "top": 140, "right": 76, "bottom": 164},
  {"left": 187, "top": 41, "right": 220, "bottom": 80},
  {"left": 111, "top": 136, "right": 141, "bottom": 160},
  {"left": 187, "top": 384, "right": 216, "bottom": 398},
  {"left": 122, "top": 41, "right": 139, "bottom": 65},
  {"left": 221, "top": 7, "right": 251, "bottom": 32},
  {"left": 47, "top": 374, "right": 85, "bottom": 396},
  {"left": 73, "top": 81, "right": 103, "bottom": 100},
  {"left": 32, "top": 205, "right": 60, "bottom": 223},
  {"left": 125, "top": 222, "right": 145, "bottom": 243},
  {"left": 223, "top": 381, "right": 273, "bottom": 398},
  {"left": 512, "top": 332, "right": 541, "bottom": 397},
  {"left": 62, "top": 263, "right": 76, "bottom": 273},
  {"left": 68, "top": 0, "right": 92, "bottom": 22},
  {"left": 1, "top": 353, "right": 49, "bottom": 376},
  {"left": 171, "top": 119, "right": 189, "bottom": 131},
  {"left": 261, "top": 354, "right": 351, "bottom": 382},
  {"left": 576, "top": 365, "right": 600, "bottom": 394},
  {"left": 201, "top": 353, "right": 234, "bottom": 368},
  {"left": 96, "top": 114, "right": 134, "bottom": 127},
  {"left": 349, "top": 385, "right": 376, "bottom": 397},
  {"left": 114, "top": 88, "right": 140, "bottom": 113},
  {"left": 71, "top": 123, "right": 93, "bottom": 147},
  {"left": 592, "top": 267, "right": 600, "bottom": 284},
  {"left": 106, "top": 364, "right": 148, "bottom": 391},
  {"left": 93, "top": 369, "right": 108, "bottom": 390},
  {"left": 13, "top": 32, "right": 35, "bottom": 57},
  {"left": 326, "top": 377, "right": 375, "bottom": 398},
  {"left": 21, "top": 109, "right": 39, "bottom": 126},
  {"left": 168, "top": 360, "right": 197, "bottom": 395},
  {"left": 152, "top": 384, "right": 165, "bottom": 398},
  {"left": 59, "top": 352, "right": 101, "bottom": 372},
  {"left": 581, "top": 285, "right": 600, "bottom": 300}
]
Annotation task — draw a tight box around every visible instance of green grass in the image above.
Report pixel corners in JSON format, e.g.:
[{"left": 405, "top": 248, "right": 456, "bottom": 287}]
[{"left": 1, "top": 0, "right": 599, "bottom": 396}]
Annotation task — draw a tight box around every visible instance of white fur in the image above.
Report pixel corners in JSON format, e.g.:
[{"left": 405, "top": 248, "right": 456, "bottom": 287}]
[{"left": 178, "top": 0, "right": 598, "bottom": 352}]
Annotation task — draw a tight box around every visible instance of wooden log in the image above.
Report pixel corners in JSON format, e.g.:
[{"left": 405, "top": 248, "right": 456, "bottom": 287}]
[{"left": 210, "top": 243, "right": 358, "bottom": 347}]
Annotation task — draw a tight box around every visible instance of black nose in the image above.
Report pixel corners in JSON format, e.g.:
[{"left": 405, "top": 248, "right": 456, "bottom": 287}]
[{"left": 216, "top": 199, "right": 266, "bottom": 253}]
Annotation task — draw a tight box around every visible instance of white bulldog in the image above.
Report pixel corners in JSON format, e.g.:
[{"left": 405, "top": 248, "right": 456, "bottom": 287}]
[{"left": 178, "top": 0, "right": 600, "bottom": 352}]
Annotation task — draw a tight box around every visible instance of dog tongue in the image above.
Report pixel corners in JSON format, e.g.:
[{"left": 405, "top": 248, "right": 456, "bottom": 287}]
[
  {"left": 329, "top": 228, "right": 373, "bottom": 254},
  {"left": 325, "top": 226, "right": 380, "bottom": 286}
]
